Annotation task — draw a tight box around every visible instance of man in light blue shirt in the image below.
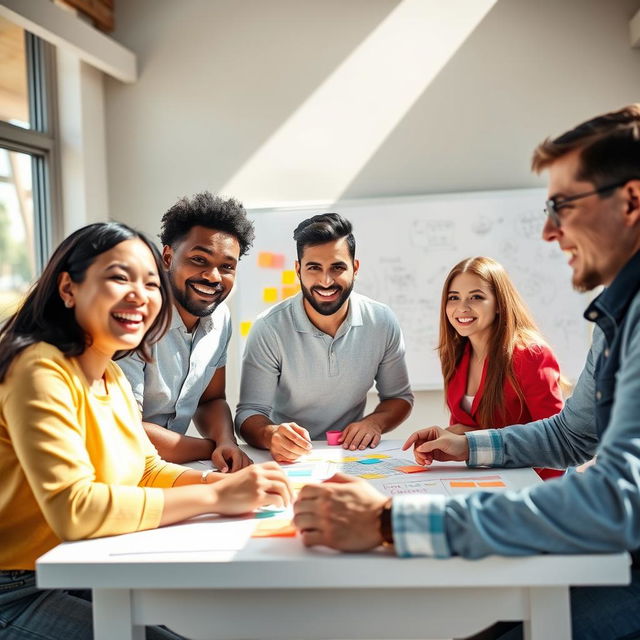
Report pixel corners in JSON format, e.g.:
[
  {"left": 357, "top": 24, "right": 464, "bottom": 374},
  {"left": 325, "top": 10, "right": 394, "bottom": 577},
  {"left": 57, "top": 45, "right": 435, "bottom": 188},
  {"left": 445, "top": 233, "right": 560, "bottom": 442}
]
[
  {"left": 293, "top": 105, "right": 640, "bottom": 639},
  {"left": 119, "top": 192, "right": 254, "bottom": 472},
  {"left": 236, "top": 213, "right": 414, "bottom": 462}
]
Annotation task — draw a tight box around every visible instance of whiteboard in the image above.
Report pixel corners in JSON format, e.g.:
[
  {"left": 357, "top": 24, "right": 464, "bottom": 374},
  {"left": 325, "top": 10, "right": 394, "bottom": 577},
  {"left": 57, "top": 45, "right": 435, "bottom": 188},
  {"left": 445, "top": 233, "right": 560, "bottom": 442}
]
[{"left": 235, "top": 189, "right": 591, "bottom": 390}]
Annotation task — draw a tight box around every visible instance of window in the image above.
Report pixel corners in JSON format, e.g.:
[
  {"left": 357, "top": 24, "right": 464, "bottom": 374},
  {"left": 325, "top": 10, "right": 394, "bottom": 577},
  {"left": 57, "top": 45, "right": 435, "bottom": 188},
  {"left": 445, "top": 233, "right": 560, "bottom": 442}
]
[{"left": 0, "top": 17, "right": 58, "bottom": 319}]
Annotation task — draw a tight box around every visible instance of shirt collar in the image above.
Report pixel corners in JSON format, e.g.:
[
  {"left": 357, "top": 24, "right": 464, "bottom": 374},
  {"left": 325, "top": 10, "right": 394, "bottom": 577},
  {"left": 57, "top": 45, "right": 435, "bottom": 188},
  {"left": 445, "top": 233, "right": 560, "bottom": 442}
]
[
  {"left": 170, "top": 303, "right": 217, "bottom": 335},
  {"left": 291, "top": 291, "right": 363, "bottom": 335},
  {"left": 584, "top": 249, "right": 640, "bottom": 324}
]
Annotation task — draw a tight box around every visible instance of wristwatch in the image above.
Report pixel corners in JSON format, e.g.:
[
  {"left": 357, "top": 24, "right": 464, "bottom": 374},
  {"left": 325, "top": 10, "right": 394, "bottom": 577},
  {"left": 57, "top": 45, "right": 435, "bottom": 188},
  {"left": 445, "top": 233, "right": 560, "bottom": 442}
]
[{"left": 379, "top": 498, "right": 394, "bottom": 545}]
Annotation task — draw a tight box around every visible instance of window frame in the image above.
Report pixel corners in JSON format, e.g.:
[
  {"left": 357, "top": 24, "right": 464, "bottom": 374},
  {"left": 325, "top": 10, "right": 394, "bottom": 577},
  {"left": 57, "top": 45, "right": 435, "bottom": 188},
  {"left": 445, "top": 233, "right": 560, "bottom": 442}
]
[{"left": 0, "top": 30, "right": 61, "bottom": 273}]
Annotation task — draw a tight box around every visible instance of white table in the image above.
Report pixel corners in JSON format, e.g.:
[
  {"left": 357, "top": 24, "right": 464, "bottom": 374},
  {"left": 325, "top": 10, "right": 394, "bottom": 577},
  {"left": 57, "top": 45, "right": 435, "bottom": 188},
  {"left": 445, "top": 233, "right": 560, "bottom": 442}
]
[{"left": 36, "top": 442, "right": 630, "bottom": 640}]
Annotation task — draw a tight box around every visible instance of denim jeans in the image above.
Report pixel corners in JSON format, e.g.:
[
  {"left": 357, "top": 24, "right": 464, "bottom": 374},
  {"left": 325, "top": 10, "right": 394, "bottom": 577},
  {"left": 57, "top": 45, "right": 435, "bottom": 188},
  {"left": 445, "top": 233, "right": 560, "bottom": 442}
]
[
  {"left": 494, "top": 568, "right": 640, "bottom": 640},
  {"left": 0, "top": 570, "right": 186, "bottom": 639}
]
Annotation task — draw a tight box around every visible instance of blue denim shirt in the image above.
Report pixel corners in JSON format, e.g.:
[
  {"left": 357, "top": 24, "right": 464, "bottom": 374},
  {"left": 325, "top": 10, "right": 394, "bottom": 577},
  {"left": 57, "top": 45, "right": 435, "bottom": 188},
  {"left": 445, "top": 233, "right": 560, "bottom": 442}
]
[{"left": 393, "top": 250, "right": 640, "bottom": 558}]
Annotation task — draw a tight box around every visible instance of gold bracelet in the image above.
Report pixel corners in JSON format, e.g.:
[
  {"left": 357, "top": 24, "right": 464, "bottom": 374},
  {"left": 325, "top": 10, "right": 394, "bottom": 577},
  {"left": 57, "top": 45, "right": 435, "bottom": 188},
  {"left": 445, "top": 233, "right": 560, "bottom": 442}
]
[{"left": 201, "top": 469, "right": 214, "bottom": 484}]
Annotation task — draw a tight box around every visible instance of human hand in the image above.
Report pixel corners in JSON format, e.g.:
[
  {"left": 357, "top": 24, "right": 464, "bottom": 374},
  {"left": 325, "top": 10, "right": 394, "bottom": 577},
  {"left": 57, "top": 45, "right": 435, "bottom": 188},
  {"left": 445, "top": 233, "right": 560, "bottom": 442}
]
[
  {"left": 293, "top": 473, "right": 388, "bottom": 551},
  {"left": 211, "top": 462, "right": 293, "bottom": 515},
  {"left": 339, "top": 418, "right": 382, "bottom": 450},
  {"left": 211, "top": 440, "right": 253, "bottom": 473},
  {"left": 269, "top": 422, "right": 312, "bottom": 463},
  {"left": 402, "top": 426, "right": 469, "bottom": 466}
]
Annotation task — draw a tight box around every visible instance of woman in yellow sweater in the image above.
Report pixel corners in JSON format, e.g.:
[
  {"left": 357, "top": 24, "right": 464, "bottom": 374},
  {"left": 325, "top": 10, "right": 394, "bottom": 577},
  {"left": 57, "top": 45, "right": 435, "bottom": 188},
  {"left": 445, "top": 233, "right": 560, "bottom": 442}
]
[{"left": 0, "top": 222, "right": 291, "bottom": 639}]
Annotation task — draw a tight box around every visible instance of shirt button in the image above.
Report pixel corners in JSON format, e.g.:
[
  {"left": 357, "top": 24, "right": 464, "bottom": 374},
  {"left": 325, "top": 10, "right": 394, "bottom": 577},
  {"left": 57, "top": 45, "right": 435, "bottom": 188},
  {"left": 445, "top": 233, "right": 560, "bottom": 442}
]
[
  {"left": 604, "top": 348, "right": 610, "bottom": 358},
  {"left": 588, "top": 311, "right": 599, "bottom": 320},
  {"left": 596, "top": 391, "right": 602, "bottom": 400}
]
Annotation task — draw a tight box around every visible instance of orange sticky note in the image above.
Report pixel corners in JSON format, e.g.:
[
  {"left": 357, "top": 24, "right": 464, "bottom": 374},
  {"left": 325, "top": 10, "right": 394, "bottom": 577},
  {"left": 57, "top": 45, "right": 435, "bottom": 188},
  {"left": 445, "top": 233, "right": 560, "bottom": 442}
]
[
  {"left": 477, "top": 481, "right": 506, "bottom": 488},
  {"left": 450, "top": 481, "right": 476, "bottom": 488},
  {"left": 252, "top": 519, "right": 297, "bottom": 538},
  {"left": 282, "top": 285, "right": 300, "bottom": 299},
  {"left": 271, "top": 254, "right": 285, "bottom": 269},
  {"left": 281, "top": 270, "right": 296, "bottom": 285},
  {"left": 258, "top": 252, "right": 272, "bottom": 268},
  {"left": 240, "top": 321, "right": 252, "bottom": 337},
  {"left": 395, "top": 465, "right": 430, "bottom": 474},
  {"left": 263, "top": 287, "right": 278, "bottom": 303}
]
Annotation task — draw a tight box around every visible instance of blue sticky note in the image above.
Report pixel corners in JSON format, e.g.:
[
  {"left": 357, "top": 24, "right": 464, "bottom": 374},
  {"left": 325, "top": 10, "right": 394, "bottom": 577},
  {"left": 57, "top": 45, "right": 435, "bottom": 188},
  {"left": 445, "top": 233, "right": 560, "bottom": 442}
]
[
  {"left": 286, "top": 468, "right": 313, "bottom": 477},
  {"left": 358, "top": 458, "right": 382, "bottom": 465}
]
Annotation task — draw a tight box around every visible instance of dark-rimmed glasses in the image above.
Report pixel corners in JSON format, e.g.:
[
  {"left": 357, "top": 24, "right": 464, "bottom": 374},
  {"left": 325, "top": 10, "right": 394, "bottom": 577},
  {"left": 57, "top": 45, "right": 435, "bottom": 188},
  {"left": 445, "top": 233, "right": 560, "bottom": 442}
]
[{"left": 544, "top": 180, "right": 628, "bottom": 228}]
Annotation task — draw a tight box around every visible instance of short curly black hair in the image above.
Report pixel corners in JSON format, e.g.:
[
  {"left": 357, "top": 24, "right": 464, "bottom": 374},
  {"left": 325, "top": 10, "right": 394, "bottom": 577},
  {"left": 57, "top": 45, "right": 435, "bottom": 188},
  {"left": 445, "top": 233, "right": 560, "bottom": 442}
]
[{"left": 159, "top": 191, "right": 255, "bottom": 257}]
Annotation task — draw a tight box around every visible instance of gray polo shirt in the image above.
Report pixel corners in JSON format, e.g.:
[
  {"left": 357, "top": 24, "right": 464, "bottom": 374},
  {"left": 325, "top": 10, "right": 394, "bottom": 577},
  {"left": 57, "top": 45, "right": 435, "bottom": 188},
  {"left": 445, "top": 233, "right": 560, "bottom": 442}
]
[
  {"left": 235, "top": 292, "right": 414, "bottom": 439},
  {"left": 118, "top": 303, "right": 232, "bottom": 435}
]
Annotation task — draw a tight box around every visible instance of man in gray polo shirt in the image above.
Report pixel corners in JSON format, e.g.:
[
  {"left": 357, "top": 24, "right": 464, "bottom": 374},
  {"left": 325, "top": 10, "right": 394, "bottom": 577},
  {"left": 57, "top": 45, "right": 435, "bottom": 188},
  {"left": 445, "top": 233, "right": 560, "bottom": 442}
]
[
  {"left": 119, "top": 192, "right": 254, "bottom": 472},
  {"left": 236, "top": 213, "right": 414, "bottom": 463}
]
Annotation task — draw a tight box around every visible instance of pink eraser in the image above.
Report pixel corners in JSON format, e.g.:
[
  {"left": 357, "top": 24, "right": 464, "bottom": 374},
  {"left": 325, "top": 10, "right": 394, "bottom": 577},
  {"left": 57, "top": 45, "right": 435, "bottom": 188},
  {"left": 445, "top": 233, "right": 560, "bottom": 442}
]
[{"left": 326, "top": 430, "right": 341, "bottom": 446}]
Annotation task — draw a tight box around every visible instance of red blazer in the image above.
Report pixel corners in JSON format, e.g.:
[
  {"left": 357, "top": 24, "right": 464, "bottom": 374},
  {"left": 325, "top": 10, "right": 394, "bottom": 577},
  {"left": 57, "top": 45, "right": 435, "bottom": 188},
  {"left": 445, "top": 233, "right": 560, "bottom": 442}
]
[{"left": 447, "top": 342, "right": 564, "bottom": 480}]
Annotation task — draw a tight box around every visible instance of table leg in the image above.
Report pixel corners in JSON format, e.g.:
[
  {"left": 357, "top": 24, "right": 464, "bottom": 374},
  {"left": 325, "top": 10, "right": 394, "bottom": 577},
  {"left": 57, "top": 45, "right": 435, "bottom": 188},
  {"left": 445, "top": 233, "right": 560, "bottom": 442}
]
[
  {"left": 93, "top": 588, "right": 144, "bottom": 640},
  {"left": 524, "top": 586, "right": 571, "bottom": 640}
]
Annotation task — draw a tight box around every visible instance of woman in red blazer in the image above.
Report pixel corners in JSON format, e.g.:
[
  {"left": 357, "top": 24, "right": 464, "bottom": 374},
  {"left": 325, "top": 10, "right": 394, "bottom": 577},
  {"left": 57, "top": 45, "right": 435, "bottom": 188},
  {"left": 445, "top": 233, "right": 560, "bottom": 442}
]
[{"left": 439, "top": 257, "right": 564, "bottom": 480}]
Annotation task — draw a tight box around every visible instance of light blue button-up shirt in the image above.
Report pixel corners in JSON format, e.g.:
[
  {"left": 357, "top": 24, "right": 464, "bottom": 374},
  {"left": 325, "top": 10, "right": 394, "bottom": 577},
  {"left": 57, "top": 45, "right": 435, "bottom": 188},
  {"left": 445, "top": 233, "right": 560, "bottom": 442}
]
[{"left": 118, "top": 303, "right": 232, "bottom": 435}]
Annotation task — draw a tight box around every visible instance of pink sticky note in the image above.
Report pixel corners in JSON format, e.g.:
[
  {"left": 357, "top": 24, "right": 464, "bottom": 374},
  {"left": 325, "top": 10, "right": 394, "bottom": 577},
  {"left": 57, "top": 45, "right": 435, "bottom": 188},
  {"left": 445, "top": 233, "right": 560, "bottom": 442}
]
[
  {"left": 271, "top": 254, "right": 285, "bottom": 269},
  {"left": 326, "top": 430, "right": 341, "bottom": 446}
]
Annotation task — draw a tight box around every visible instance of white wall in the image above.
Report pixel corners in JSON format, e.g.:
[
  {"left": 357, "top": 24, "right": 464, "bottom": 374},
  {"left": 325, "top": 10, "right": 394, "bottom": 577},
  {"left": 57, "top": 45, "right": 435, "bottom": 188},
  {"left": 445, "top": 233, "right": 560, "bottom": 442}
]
[{"left": 104, "top": 0, "right": 640, "bottom": 433}]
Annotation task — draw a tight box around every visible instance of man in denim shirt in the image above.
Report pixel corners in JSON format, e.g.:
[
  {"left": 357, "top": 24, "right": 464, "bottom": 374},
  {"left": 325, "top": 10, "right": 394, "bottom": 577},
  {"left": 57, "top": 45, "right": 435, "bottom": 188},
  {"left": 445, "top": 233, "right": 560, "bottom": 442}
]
[{"left": 293, "top": 105, "right": 640, "bottom": 639}]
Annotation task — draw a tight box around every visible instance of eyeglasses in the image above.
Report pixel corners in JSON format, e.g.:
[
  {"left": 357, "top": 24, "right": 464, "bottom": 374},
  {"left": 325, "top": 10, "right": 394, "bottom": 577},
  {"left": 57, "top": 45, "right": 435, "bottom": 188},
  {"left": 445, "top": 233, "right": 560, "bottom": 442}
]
[{"left": 544, "top": 180, "right": 628, "bottom": 228}]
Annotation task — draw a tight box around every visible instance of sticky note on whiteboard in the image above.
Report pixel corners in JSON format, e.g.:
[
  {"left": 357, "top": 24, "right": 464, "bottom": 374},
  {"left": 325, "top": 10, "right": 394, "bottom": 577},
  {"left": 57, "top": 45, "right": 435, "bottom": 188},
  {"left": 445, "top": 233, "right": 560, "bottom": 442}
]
[
  {"left": 240, "top": 321, "right": 252, "bottom": 337},
  {"left": 281, "top": 270, "right": 297, "bottom": 284},
  {"left": 263, "top": 287, "right": 278, "bottom": 303}
]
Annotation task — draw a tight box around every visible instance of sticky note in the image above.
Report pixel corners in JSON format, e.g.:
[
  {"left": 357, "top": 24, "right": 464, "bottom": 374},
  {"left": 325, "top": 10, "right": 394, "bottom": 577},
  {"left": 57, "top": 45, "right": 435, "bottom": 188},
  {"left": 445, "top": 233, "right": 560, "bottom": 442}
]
[
  {"left": 239, "top": 321, "right": 252, "bottom": 337},
  {"left": 262, "top": 287, "right": 278, "bottom": 303},
  {"left": 477, "top": 481, "right": 506, "bottom": 488},
  {"left": 450, "top": 481, "right": 476, "bottom": 488},
  {"left": 271, "top": 254, "right": 285, "bottom": 269},
  {"left": 252, "top": 519, "right": 297, "bottom": 538},
  {"left": 358, "top": 473, "right": 387, "bottom": 479},
  {"left": 282, "top": 285, "right": 300, "bottom": 299},
  {"left": 258, "top": 252, "right": 272, "bottom": 268},
  {"left": 357, "top": 458, "right": 382, "bottom": 465},
  {"left": 285, "top": 468, "right": 313, "bottom": 477},
  {"left": 281, "top": 270, "right": 297, "bottom": 285},
  {"left": 366, "top": 454, "right": 390, "bottom": 459},
  {"left": 291, "top": 481, "right": 306, "bottom": 491},
  {"left": 395, "top": 465, "right": 430, "bottom": 474},
  {"left": 340, "top": 457, "right": 359, "bottom": 462}
]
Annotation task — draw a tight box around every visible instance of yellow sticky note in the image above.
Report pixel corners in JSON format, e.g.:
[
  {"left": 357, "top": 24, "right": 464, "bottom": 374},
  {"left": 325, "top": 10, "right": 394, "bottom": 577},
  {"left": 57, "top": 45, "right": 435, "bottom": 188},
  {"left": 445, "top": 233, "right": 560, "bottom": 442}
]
[
  {"left": 263, "top": 287, "right": 278, "bottom": 303},
  {"left": 340, "top": 456, "right": 359, "bottom": 462},
  {"left": 240, "top": 321, "right": 252, "bottom": 337},
  {"left": 281, "top": 270, "right": 297, "bottom": 285},
  {"left": 365, "top": 453, "right": 390, "bottom": 459},
  {"left": 282, "top": 285, "right": 300, "bottom": 299},
  {"left": 358, "top": 473, "right": 387, "bottom": 479}
]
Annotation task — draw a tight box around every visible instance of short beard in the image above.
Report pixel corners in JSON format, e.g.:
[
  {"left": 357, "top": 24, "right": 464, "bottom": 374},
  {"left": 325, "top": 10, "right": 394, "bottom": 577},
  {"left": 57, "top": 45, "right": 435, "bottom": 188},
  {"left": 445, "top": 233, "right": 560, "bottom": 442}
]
[
  {"left": 301, "top": 280, "right": 354, "bottom": 316},
  {"left": 572, "top": 269, "right": 601, "bottom": 293},
  {"left": 169, "top": 268, "right": 223, "bottom": 318}
]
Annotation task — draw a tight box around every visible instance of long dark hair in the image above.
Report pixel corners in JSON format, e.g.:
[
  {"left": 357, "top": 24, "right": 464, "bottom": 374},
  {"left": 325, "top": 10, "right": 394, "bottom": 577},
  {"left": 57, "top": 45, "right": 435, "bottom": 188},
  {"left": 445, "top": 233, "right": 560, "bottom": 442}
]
[{"left": 0, "top": 222, "right": 172, "bottom": 382}]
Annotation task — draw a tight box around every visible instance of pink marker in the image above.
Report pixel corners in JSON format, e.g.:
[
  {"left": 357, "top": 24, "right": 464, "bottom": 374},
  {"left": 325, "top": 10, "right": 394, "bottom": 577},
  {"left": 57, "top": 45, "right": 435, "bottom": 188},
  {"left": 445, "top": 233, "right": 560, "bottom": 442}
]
[{"left": 326, "top": 430, "right": 341, "bottom": 446}]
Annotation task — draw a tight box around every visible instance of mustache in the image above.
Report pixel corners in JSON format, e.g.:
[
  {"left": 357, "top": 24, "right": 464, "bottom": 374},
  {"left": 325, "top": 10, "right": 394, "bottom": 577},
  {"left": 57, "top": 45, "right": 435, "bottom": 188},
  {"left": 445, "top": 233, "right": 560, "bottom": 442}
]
[{"left": 188, "top": 279, "right": 223, "bottom": 291}]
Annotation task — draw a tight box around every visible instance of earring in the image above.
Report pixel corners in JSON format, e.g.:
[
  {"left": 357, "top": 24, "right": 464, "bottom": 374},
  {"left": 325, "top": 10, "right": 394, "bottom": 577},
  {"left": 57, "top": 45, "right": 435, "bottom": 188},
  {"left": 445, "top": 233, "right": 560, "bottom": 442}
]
[{"left": 64, "top": 300, "right": 73, "bottom": 308}]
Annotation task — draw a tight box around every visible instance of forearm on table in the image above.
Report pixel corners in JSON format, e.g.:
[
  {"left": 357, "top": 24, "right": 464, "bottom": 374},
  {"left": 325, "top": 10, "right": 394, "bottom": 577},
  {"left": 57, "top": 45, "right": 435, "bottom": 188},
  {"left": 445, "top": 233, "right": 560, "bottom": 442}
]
[
  {"left": 160, "top": 484, "right": 220, "bottom": 526},
  {"left": 143, "top": 421, "right": 214, "bottom": 464},
  {"left": 364, "top": 398, "right": 412, "bottom": 432},
  {"left": 194, "top": 398, "right": 236, "bottom": 444},
  {"left": 239, "top": 414, "right": 276, "bottom": 450}
]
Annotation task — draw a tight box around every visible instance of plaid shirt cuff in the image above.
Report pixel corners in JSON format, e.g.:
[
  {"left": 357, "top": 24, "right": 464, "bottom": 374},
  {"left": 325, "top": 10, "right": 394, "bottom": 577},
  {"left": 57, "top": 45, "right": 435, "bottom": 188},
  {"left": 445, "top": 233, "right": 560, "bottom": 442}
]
[
  {"left": 466, "top": 429, "right": 504, "bottom": 467},
  {"left": 391, "top": 495, "right": 450, "bottom": 558}
]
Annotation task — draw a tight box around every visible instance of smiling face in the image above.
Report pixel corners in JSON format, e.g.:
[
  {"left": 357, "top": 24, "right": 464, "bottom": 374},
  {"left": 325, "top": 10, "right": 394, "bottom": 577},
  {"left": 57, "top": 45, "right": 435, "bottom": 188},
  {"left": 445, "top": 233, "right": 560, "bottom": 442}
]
[
  {"left": 542, "top": 150, "right": 633, "bottom": 291},
  {"left": 59, "top": 238, "right": 163, "bottom": 359},
  {"left": 163, "top": 225, "right": 240, "bottom": 328},
  {"left": 445, "top": 271, "right": 498, "bottom": 346},
  {"left": 296, "top": 237, "right": 359, "bottom": 317}
]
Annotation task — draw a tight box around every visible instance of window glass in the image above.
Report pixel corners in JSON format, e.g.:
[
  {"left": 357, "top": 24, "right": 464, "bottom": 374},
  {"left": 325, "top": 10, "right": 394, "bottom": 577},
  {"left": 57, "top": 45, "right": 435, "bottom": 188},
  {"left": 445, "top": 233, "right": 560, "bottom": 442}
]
[
  {"left": 0, "top": 149, "right": 34, "bottom": 319},
  {"left": 0, "top": 16, "right": 30, "bottom": 129}
]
